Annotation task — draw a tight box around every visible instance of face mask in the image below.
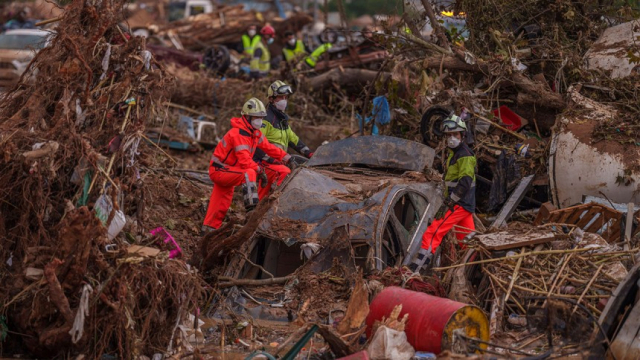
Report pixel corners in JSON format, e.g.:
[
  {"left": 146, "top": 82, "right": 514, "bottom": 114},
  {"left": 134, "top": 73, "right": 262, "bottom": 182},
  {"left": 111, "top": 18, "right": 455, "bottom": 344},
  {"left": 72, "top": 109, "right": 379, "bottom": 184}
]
[
  {"left": 288, "top": 38, "right": 296, "bottom": 46},
  {"left": 274, "top": 99, "right": 287, "bottom": 111},
  {"left": 248, "top": 29, "right": 256, "bottom": 37},
  {"left": 447, "top": 135, "right": 461, "bottom": 149},
  {"left": 267, "top": 38, "right": 275, "bottom": 45},
  {"left": 251, "top": 118, "right": 263, "bottom": 130}
]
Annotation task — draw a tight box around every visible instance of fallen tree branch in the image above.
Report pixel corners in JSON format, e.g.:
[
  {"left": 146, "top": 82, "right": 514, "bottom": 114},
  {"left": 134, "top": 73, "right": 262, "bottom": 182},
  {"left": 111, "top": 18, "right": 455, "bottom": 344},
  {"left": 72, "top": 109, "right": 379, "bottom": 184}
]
[
  {"left": 302, "top": 68, "right": 392, "bottom": 92},
  {"left": 421, "top": 54, "right": 566, "bottom": 110},
  {"left": 421, "top": 0, "right": 451, "bottom": 52},
  {"left": 199, "top": 193, "right": 279, "bottom": 271},
  {"left": 217, "top": 275, "right": 294, "bottom": 288}
]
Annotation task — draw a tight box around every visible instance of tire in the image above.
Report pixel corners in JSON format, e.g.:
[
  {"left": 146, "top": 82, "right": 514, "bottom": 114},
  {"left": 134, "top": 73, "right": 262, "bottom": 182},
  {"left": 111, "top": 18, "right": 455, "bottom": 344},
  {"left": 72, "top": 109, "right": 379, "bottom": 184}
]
[
  {"left": 419, "top": 105, "right": 454, "bottom": 146},
  {"left": 202, "top": 45, "right": 230, "bottom": 76}
]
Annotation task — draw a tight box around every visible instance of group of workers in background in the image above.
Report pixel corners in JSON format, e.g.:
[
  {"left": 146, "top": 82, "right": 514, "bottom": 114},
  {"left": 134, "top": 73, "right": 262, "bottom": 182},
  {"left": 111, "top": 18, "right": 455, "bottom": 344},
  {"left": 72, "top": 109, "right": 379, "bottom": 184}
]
[
  {"left": 203, "top": 78, "right": 477, "bottom": 274},
  {"left": 239, "top": 24, "right": 333, "bottom": 79}
]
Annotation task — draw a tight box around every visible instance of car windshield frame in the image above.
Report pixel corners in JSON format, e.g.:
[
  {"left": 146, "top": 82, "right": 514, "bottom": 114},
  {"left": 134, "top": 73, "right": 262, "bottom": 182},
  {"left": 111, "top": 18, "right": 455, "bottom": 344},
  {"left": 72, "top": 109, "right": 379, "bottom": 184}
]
[{"left": 0, "top": 33, "right": 49, "bottom": 50}]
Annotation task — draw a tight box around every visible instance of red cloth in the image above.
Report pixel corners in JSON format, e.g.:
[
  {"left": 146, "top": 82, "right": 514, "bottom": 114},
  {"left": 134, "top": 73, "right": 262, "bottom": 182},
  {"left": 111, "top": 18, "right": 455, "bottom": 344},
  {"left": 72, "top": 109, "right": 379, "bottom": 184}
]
[
  {"left": 204, "top": 166, "right": 257, "bottom": 229},
  {"left": 258, "top": 163, "right": 290, "bottom": 199},
  {"left": 421, "top": 205, "right": 475, "bottom": 253}
]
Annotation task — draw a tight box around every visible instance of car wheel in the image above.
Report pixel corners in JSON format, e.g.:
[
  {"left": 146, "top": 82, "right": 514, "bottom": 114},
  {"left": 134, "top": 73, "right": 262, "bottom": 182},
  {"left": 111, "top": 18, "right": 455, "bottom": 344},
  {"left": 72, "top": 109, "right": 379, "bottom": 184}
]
[
  {"left": 420, "top": 105, "right": 452, "bottom": 145},
  {"left": 203, "top": 45, "right": 230, "bottom": 76}
]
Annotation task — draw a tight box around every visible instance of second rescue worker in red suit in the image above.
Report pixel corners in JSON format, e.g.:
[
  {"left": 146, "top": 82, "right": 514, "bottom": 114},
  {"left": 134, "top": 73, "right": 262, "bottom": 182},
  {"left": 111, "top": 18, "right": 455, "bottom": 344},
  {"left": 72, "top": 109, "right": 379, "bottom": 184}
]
[{"left": 202, "top": 98, "right": 292, "bottom": 233}]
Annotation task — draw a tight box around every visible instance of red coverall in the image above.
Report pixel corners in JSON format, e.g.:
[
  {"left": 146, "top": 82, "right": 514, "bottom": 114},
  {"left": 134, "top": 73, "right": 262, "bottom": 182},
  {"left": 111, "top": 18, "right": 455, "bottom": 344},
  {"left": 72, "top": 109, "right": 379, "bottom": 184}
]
[{"left": 203, "top": 116, "right": 291, "bottom": 229}]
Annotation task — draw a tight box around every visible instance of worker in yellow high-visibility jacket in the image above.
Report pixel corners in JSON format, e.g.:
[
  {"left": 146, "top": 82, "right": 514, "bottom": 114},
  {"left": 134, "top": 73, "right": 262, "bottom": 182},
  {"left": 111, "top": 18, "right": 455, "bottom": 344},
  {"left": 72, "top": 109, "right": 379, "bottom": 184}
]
[
  {"left": 250, "top": 25, "right": 275, "bottom": 79},
  {"left": 282, "top": 31, "right": 311, "bottom": 64},
  {"left": 241, "top": 25, "right": 261, "bottom": 59},
  {"left": 304, "top": 42, "right": 332, "bottom": 68}
]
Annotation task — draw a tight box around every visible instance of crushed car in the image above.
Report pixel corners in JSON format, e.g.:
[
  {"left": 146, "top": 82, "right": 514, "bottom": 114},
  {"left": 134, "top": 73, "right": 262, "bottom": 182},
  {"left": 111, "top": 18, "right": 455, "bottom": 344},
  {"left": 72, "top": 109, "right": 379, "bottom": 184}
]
[
  {"left": 0, "top": 28, "right": 53, "bottom": 88},
  {"left": 227, "top": 136, "right": 443, "bottom": 280}
]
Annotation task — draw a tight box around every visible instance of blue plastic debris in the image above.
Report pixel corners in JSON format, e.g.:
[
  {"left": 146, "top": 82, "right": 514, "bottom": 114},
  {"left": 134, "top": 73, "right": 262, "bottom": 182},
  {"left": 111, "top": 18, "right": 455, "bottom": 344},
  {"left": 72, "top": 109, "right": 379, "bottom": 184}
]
[{"left": 357, "top": 96, "right": 391, "bottom": 135}]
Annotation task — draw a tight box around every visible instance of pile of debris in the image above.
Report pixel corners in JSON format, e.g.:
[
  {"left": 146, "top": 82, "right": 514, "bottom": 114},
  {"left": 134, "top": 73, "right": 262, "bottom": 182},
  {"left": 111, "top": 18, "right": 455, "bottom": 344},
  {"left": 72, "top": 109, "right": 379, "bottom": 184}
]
[
  {"left": 0, "top": 0, "right": 204, "bottom": 357},
  {"left": 156, "top": 4, "right": 313, "bottom": 52}
]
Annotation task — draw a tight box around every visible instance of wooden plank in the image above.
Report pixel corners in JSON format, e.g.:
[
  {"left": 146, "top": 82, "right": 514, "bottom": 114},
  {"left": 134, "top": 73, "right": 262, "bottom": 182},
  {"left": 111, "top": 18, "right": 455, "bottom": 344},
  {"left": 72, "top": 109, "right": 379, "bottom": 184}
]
[
  {"left": 476, "top": 231, "right": 556, "bottom": 251},
  {"left": 490, "top": 175, "right": 535, "bottom": 229},
  {"left": 558, "top": 208, "right": 577, "bottom": 224},
  {"left": 585, "top": 213, "right": 606, "bottom": 233},
  {"left": 626, "top": 203, "right": 635, "bottom": 264},
  {"left": 567, "top": 209, "right": 588, "bottom": 224},
  {"left": 609, "top": 225, "right": 622, "bottom": 244},
  {"left": 576, "top": 206, "right": 602, "bottom": 229},
  {"left": 534, "top": 202, "right": 557, "bottom": 225},
  {"left": 609, "top": 298, "right": 640, "bottom": 360},
  {"left": 548, "top": 212, "right": 561, "bottom": 223}
]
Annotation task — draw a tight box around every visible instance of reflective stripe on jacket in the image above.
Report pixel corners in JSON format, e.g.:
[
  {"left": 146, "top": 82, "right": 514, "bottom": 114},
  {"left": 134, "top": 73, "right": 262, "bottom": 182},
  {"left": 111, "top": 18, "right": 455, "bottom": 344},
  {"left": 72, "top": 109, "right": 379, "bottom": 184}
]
[
  {"left": 304, "top": 43, "right": 332, "bottom": 67},
  {"left": 444, "top": 142, "right": 476, "bottom": 213},
  {"left": 241, "top": 34, "right": 261, "bottom": 56},
  {"left": 283, "top": 40, "right": 307, "bottom": 62},
  {"left": 253, "top": 104, "right": 311, "bottom": 162},
  {"left": 250, "top": 40, "right": 271, "bottom": 74},
  {"left": 212, "top": 116, "right": 290, "bottom": 171}
]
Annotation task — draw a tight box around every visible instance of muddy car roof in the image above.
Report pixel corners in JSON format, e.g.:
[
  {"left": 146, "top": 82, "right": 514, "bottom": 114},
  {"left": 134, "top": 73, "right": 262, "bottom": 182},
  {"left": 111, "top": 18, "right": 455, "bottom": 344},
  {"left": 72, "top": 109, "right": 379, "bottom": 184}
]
[{"left": 307, "top": 135, "right": 435, "bottom": 172}]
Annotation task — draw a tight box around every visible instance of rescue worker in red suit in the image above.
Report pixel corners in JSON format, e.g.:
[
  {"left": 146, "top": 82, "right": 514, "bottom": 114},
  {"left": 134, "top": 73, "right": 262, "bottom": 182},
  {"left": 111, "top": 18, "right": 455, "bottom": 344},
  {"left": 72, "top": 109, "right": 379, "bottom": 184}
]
[
  {"left": 409, "top": 114, "right": 476, "bottom": 272},
  {"left": 202, "top": 98, "right": 292, "bottom": 233}
]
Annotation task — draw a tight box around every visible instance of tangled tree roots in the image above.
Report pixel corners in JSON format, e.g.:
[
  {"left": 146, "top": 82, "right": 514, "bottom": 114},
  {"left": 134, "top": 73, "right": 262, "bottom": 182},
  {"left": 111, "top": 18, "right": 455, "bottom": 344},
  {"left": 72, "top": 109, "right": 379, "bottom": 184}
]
[{"left": 0, "top": 0, "right": 203, "bottom": 357}]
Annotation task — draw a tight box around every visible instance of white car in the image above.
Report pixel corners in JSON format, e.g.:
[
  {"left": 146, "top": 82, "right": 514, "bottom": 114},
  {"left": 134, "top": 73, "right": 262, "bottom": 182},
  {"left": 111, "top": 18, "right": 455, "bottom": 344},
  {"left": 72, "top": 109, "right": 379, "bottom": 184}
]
[{"left": 0, "top": 28, "right": 53, "bottom": 88}]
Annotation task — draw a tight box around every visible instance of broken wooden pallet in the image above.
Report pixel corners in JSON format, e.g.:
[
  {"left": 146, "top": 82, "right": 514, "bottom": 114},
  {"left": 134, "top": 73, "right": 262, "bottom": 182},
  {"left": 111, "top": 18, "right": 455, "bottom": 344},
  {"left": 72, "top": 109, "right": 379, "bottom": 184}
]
[{"left": 534, "top": 202, "right": 640, "bottom": 243}]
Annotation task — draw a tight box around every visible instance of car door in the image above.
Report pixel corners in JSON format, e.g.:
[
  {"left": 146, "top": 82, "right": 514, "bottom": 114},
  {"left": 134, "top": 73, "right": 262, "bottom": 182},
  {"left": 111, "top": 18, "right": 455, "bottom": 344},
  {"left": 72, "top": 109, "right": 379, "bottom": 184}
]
[{"left": 378, "top": 190, "right": 430, "bottom": 269}]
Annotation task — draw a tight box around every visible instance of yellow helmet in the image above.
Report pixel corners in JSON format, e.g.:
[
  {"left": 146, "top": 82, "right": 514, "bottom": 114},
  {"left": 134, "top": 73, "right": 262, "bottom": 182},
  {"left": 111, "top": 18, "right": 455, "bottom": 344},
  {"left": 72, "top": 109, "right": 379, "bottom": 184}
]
[
  {"left": 241, "top": 98, "right": 267, "bottom": 117},
  {"left": 267, "top": 80, "right": 293, "bottom": 98}
]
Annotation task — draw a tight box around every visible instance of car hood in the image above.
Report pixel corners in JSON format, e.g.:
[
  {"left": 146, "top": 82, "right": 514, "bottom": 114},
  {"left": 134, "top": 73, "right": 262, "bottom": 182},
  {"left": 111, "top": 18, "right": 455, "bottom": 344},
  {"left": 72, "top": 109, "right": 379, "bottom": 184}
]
[
  {"left": 256, "top": 167, "right": 431, "bottom": 243},
  {"left": 307, "top": 136, "right": 435, "bottom": 172}
]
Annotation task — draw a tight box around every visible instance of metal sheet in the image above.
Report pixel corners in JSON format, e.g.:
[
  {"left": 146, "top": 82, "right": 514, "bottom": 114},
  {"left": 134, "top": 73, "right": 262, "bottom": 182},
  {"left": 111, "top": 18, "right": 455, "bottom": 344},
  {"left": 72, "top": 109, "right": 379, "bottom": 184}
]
[
  {"left": 549, "top": 129, "right": 640, "bottom": 207},
  {"left": 307, "top": 136, "right": 435, "bottom": 172}
]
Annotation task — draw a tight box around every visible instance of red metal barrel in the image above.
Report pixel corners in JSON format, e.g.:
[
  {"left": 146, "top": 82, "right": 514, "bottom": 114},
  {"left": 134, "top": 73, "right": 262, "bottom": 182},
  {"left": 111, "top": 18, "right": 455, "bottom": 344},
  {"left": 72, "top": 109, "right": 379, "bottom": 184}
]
[{"left": 365, "top": 287, "right": 489, "bottom": 354}]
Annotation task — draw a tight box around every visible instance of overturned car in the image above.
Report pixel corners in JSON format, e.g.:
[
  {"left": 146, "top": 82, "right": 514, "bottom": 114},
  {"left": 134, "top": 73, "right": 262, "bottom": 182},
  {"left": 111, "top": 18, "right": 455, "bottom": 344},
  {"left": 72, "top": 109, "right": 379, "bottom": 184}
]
[{"left": 225, "top": 136, "right": 443, "bottom": 280}]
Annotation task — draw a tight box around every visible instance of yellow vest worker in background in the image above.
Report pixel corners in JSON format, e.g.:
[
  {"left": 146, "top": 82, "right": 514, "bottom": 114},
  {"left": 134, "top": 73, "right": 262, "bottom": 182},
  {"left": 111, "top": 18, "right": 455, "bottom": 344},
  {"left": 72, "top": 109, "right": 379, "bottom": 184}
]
[
  {"left": 282, "top": 31, "right": 310, "bottom": 64},
  {"left": 241, "top": 25, "right": 261, "bottom": 59},
  {"left": 250, "top": 25, "right": 275, "bottom": 80}
]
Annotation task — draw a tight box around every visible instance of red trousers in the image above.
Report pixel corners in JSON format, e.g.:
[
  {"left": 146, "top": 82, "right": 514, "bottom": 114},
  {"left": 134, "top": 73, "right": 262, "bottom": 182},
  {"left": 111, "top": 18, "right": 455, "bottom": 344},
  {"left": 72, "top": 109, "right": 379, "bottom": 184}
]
[
  {"left": 421, "top": 205, "right": 475, "bottom": 253},
  {"left": 203, "top": 164, "right": 290, "bottom": 229},
  {"left": 258, "top": 163, "right": 290, "bottom": 199},
  {"left": 203, "top": 166, "right": 257, "bottom": 229}
]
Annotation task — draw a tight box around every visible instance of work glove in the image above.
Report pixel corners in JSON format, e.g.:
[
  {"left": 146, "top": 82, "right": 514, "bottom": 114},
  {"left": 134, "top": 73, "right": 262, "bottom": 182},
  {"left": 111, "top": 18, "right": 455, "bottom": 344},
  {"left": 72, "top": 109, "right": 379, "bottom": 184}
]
[
  {"left": 257, "top": 166, "right": 268, "bottom": 188},
  {"left": 265, "top": 157, "right": 283, "bottom": 165},
  {"left": 434, "top": 204, "right": 447, "bottom": 220},
  {"left": 286, "top": 157, "right": 297, "bottom": 171},
  {"left": 443, "top": 196, "right": 456, "bottom": 210}
]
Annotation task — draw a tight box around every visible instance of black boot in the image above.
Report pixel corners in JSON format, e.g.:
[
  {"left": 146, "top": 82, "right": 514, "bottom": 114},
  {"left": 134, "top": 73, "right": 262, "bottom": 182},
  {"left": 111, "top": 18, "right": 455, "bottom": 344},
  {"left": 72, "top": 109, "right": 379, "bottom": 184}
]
[{"left": 409, "top": 248, "right": 433, "bottom": 273}]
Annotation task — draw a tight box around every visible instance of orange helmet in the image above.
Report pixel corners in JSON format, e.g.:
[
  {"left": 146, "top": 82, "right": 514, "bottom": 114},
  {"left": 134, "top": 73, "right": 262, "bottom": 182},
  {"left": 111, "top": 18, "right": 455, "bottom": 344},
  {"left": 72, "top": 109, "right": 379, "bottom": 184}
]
[{"left": 260, "top": 25, "right": 275, "bottom": 36}]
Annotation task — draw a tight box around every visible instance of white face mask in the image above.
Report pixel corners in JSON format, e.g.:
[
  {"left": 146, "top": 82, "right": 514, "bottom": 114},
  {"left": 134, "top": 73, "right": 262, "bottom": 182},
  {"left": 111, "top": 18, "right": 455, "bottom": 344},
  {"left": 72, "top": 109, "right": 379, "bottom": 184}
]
[
  {"left": 288, "top": 38, "right": 296, "bottom": 46},
  {"left": 267, "top": 38, "right": 275, "bottom": 45},
  {"left": 274, "top": 99, "right": 287, "bottom": 111},
  {"left": 248, "top": 29, "right": 256, "bottom": 37},
  {"left": 251, "top": 118, "right": 263, "bottom": 130},
  {"left": 447, "top": 135, "right": 461, "bottom": 149}
]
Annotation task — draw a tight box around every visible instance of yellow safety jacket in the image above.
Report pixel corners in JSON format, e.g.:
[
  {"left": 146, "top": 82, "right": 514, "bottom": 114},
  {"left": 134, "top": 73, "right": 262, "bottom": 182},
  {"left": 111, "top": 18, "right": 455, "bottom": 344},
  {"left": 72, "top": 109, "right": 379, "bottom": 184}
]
[
  {"left": 250, "top": 40, "right": 271, "bottom": 74},
  {"left": 241, "top": 34, "right": 261, "bottom": 56},
  {"left": 283, "top": 40, "right": 307, "bottom": 62},
  {"left": 304, "top": 43, "right": 332, "bottom": 68}
]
